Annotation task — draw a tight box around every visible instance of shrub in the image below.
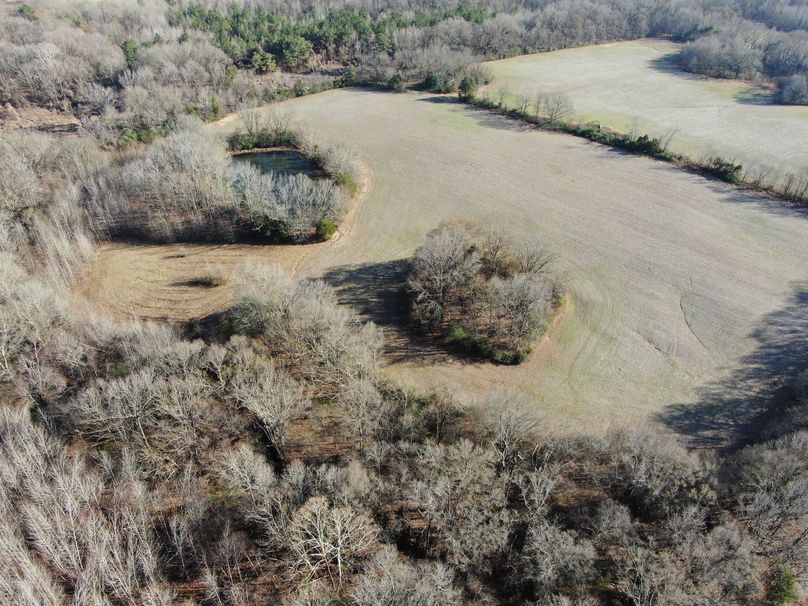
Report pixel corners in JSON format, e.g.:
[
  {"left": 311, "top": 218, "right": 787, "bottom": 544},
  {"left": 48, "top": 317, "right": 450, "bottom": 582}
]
[
  {"left": 316, "top": 219, "right": 337, "bottom": 241},
  {"left": 333, "top": 172, "right": 358, "bottom": 197},
  {"left": 624, "top": 134, "right": 666, "bottom": 157},
  {"left": 387, "top": 72, "right": 405, "bottom": 92},
  {"left": 18, "top": 3, "right": 36, "bottom": 21},
  {"left": 423, "top": 73, "right": 448, "bottom": 92},
  {"left": 445, "top": 321, "right": 468, "bottom": 343},
  {"left": 458, "top": 75, "right": 478, "bottom": 101},
  {"left": 767, "top": 564, "right": 798, "bottom": 606},
  {"left": 704, "top": 156, "right": 744, "bottom": 183}
]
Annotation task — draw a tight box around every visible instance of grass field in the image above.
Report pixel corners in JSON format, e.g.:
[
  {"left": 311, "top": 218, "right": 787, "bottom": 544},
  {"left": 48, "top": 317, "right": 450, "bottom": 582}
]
[
  {"left": 484, "top": 39, "right": 808, "bottom": 180},
  {"left": 83, "top": 89, "right": 808, "bottom": 441}
]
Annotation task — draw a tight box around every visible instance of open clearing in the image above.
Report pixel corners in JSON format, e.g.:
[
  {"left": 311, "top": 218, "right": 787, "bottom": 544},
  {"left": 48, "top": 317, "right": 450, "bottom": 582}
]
[
  {"left": 83, "top": 89, "right": 808, "bottom": 441},
  {"left": 80, "top": 242, "right": 306, "bottom": 321},
  {"left": 484, "top": 39, "right": 808, "bottom": 179}
]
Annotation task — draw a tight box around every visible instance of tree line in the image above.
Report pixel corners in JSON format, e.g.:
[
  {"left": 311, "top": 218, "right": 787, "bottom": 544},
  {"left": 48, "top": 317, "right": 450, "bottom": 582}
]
[{"left": 2, "top": 0, "right": 807, "bottom": 155}]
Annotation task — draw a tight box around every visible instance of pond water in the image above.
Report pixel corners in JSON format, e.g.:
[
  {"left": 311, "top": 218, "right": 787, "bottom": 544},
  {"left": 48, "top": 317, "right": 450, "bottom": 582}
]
[{"left": 232, "top": 150, "right": 325, "bottom": 179}]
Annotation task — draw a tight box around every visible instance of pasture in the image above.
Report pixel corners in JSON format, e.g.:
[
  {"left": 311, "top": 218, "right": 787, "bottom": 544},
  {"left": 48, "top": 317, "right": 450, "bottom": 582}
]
[
  {"left": 484, "top": 39, "right": 808, "bottom": 180},
  {"left": 85, "top": 89, "right": 808, "bottom": 440}
]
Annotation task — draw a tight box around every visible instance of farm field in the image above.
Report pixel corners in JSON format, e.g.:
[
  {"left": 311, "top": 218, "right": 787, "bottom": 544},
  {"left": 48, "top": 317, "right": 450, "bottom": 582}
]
[
  {"left": 86, "top": 89, "right": 808, "bottom": 441},
  {"left": 484, "top": 39, "right": 808, "bottom": 179}
]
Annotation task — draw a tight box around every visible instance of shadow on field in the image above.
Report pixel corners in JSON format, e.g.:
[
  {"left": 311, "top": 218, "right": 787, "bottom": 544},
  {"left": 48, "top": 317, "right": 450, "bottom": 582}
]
[
  {"left": 648, "top": 54, "right": 713, "bottom": 82},
  {"left": 633, "top": 159, "right": 808, "bottom": 220},
  {"left": 733, "top": 87, "right": 777, "bottom": 105},
  {"left": 321, "top": 259, "right": 458, "bottom": 364},
  {"left": 657, "top": 281, "right": 808, "bottom": 447},
  {"left": 703, "top": 180, "right": 808, "bottom": 219},
  {"left": 648, "top": 54, "right": 776, "bottom": 105},
  {"left": 417, "top": 95, "right": 531, "bottom": 132}
]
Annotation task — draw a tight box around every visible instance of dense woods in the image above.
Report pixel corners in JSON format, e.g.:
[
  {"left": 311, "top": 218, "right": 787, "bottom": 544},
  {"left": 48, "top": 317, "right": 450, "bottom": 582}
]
[
  {"left": 2, "top": 0, "right": 808, "bottom": 148},
  {"left": 1, "top": 0, "right": 807, "bottom": 604},
  {"left": 2, "top": 233, "right": 806, "bottom": 603}
]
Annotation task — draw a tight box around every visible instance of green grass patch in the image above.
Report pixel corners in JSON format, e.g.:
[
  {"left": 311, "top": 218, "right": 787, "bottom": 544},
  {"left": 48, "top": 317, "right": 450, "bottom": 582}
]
[{"left": 106, "top": 361, "right": 133, "bottom": 378}]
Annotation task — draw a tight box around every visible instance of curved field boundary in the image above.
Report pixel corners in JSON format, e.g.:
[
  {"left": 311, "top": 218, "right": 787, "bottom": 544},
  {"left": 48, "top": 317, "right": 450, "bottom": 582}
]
[{"left": 82, "top": 89, "right": 808, "bottom": 442}]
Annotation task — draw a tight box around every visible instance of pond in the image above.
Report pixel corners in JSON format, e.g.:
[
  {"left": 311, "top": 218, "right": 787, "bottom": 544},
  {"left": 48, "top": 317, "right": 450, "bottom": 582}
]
[{"left": 232, "top": 150, "right": 326, "bottom": 179}]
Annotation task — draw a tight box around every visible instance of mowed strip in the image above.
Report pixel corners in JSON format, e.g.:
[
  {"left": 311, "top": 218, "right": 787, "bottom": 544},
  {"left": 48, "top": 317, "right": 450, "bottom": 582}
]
[
  {"left": 484, "top": 39, "right": 808, "bottom": 179},
  {"left": 88, "top": 89, "right": 808, "bottom": 438},
  {"left": 80, "top": 242, "right": 305, "bottom": 321}
]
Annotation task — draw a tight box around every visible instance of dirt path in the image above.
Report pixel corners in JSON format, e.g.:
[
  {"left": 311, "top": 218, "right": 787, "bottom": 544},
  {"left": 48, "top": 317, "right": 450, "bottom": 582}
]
[{"left": 82, "top": 89, "right": 808, "bottom": 441}]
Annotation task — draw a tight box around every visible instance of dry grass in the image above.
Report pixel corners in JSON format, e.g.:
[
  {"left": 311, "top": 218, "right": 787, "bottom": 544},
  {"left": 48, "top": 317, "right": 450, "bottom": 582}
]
[
  {"left": 484, "top": 39, "right": 808, "bottom": 180},
  {"left": 82, "top": 88, "right": 808, "bottom": 441},
  {"left": 80, "top": 242, "right": 304, "bottom": 321}
]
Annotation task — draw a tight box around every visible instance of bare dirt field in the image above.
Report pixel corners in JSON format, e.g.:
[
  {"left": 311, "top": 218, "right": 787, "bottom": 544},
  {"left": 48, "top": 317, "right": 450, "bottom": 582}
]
[
  {"left": 84, "top": 89, "right": 808, "bottom": 442},
  {"left": 484, "top": 39, "right": 808, "bottom": 180}
]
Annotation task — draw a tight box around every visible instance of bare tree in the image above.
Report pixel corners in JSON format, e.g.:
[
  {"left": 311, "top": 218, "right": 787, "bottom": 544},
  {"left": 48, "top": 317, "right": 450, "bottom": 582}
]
[
  {"left": 288, "top": 497, "right": 379, "bottom": 590},
  {"left": 542, "top": 93, "right": 573, "bottom": 124},
  {"left": 232, "top": 362, "right": 309, "bottom": 457},
  {"left": 515, "top": 92, "right": 531, "bottom": 114},
  {"left": 408, "top": 224, "right": 479, "bottom": 326},
  {"left": 352, "top": 545, "right": 461, "bottom": 605}
]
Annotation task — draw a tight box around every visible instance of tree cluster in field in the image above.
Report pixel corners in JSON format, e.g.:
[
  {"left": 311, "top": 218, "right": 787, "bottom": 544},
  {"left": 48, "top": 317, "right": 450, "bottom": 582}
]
[
  {"left": 408, "top": 224, "right": 561, "bottom": 364},
  {"left": 0, "top": 119, "right": 351, "bottom": 248},
  {"left": 676, "top": 20, "right": 808, "bottom": 104}
]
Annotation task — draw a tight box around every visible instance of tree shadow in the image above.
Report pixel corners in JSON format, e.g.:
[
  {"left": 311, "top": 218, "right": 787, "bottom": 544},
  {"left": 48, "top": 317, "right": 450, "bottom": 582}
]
[
  {"left": 321, "top": 259, "right": 463, "bottom": 364},
  {"left": 649, "top": 53, "right": 713, "bottom": 81},
  {"left": 417, "top": 95, "right": 532, "bottom": 132},
  {"left": 648, "top": 54, "right": 777, "bottom": 105},
  {"left": 625, "top": 155, "right": 808, "bottom": 220},
  {"left": 656, "top": 281, "right": 808, "bottom": 447},
  {"left": 417, "top": 95, "right": 458, "bottom": 104},
  {"left": 733, "top": 86, "right": 777, "bottom": 106}
]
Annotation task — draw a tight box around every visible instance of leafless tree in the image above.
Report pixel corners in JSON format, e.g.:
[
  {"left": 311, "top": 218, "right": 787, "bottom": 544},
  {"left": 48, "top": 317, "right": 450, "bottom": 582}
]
[
  {"left": 232, "top": 362, "right": 309, "bottom": 457},
  {"left": 515, "top": 520, "right": 596, "bottom": 599},
  {"left": 288, "top": 496, "right": 380, "bottom": 590},
  {"left": 542, "top": 93, "right": 574, "bottom": 124},
  {"left": 408, "top": 224, "right": 479, "bottom": 326},
  {"left": 352, "top": 545, "right": 461, "bottom": 605}
]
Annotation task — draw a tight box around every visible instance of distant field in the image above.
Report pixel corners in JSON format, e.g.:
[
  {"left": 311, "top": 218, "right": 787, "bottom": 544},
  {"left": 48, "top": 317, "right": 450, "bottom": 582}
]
[
  {"left": 84, "top": 89, "right": 808, "bottom": 441},
  {"left": 484, "top": 39, "right": 808, "bottom": 179}
]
